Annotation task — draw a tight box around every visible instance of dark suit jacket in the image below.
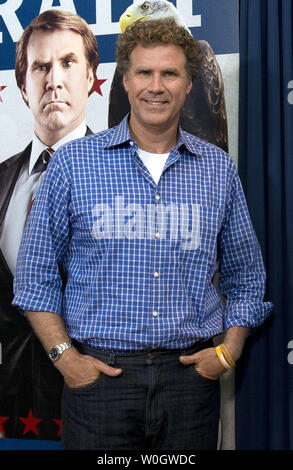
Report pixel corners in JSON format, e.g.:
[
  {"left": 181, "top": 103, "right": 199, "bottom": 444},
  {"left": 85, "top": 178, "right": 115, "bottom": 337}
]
[{"left": 0, "top": 127, "right": 92, "bottom": 439}]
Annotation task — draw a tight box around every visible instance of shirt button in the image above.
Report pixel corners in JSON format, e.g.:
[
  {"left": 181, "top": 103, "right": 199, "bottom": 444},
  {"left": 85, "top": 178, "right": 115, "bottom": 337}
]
[
  {"left": 129, "top": 141, "right": 134, "bottom": 146},
  {"left": 152, "top": 311, "right": 159, "bottom": 317},
  {"left": 153, "top": 272, "right": 159, "bottom": 278},
  {"left": 155, "top": 194, "right": 160, "bottom": 201},
  {"left": 155, "top": 232, "right": 160, "bottom": 239}
]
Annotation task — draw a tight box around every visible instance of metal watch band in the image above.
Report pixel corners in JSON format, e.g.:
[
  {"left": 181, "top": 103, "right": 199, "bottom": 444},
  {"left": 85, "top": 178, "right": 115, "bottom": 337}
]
[{"left": 48, "top": 341, "right": 72, "bottom": 362}]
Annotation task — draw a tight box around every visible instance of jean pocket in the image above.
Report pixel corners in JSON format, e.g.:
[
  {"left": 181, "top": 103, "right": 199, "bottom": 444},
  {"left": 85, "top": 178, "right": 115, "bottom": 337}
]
[
  {"left": 191, "top": 365, "right": 215, "bottom": 383},
  {"left": 65, "top": 373, "right": 102, "bottom": 393}
]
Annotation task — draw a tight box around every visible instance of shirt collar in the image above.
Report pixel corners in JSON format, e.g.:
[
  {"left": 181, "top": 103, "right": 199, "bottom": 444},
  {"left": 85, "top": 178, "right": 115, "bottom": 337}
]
[
  {"left": 105, "top": 115, "right": 132, "bottom": 148},
  {"left": 29, "top": 121, "right": 87, "bottom": 175},
  {"left": 105, "top": 114, "right": 204, "bottom": 158},
  {"left": 176, "top": 127, "right": 206, "bottom": 158}
]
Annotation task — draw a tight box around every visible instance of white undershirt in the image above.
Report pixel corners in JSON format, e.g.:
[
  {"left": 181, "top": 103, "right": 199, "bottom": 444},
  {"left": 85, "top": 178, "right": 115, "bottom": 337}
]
[
  {"left": 137, "top": 148, "right": 169, "bottom": 185},
  {"left": 0, "top": 122, "right": 86, "bottom": 275}
]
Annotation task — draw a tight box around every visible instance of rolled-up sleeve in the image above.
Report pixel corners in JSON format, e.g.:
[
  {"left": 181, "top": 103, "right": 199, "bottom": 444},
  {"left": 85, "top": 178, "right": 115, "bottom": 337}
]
[
  {"left": 12, "top": 149, "right": 71, "bottom": 315},
  {"left": 218, "top": 164, "right": 273, "bottom": 328}
]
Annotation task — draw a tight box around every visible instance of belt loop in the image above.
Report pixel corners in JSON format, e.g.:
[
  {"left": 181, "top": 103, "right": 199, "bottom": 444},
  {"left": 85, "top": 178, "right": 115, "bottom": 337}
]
[{"left": 107, "top": 353, "right": 116, "bottom": 366}]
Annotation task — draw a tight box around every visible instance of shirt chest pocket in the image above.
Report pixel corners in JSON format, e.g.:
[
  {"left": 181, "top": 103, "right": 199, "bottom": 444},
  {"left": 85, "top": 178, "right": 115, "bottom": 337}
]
[
  {"left": 163, "top": 202, "right": 223, "bottom": 256},
  {"left": 196, "top": 204, "right": 224, "bottom": 259}
]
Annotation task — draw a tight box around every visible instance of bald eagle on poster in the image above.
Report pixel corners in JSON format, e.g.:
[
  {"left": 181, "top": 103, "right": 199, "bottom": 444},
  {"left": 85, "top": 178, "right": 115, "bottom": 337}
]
[{"left": 108, "top": 0, "right": 228, "bottom": 152}]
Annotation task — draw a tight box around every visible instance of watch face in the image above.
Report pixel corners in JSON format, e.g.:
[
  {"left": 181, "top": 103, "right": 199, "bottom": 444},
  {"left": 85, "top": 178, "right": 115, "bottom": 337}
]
[{"left": 49, "top": 347, "right": 59, "bottom": 361}]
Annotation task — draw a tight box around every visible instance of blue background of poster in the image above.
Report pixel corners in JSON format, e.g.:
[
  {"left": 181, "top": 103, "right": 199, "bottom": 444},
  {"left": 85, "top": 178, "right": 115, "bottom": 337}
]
[{"left": 0, "top": 0, "right": 239, "bottom": 70}]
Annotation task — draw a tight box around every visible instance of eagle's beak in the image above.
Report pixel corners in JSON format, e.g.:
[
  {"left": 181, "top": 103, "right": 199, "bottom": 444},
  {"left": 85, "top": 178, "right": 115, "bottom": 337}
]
[{"left": 119, "top": 10, "right": 150, "bottom": 33}]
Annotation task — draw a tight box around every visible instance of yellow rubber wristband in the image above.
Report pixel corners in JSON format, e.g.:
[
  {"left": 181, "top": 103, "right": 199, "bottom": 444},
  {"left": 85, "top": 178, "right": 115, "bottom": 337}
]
[
  {"left": 215, "top": 346, "right": 231, "bottom": 369},
  {"left": 220, "top": 344, "right": 236, "bottom": 368}
]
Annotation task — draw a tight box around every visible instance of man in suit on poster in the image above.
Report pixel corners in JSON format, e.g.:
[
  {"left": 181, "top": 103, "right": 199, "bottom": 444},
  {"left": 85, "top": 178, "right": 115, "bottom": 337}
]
[{"left": 0, "top": 9, "right": 99, "bottom": 440}]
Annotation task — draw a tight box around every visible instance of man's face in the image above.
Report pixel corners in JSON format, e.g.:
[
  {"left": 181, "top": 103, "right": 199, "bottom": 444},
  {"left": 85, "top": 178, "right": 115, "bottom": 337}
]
[
  {"left": 123, "top": 43, "right": 192, "bottom": 135},
  {"left": 22, "top": 29, "right": 94, "bottom": 145}
]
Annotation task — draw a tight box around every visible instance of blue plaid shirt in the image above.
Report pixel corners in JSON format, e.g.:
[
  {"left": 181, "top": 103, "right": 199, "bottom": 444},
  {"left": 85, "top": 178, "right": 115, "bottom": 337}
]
[{"left": 13, "top": 116, "right": 272, "bottom": 351}]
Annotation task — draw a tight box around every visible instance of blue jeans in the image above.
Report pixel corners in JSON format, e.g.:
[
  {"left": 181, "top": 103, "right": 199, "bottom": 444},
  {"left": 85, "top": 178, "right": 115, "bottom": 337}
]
[{"left": 61, "top": 340, "right": 220, "bottom": 450}]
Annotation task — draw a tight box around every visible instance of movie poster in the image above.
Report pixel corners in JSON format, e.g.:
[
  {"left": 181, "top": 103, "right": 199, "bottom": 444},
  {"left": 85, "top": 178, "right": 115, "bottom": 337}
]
[{"left": 0, "top": 0, "right": 239, "bottom": 449}]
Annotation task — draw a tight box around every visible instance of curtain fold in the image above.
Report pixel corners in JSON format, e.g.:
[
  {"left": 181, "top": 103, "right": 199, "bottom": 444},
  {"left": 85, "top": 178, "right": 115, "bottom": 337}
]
[{"left": 236, "top": 0, "right": 293, "bottom": 449}]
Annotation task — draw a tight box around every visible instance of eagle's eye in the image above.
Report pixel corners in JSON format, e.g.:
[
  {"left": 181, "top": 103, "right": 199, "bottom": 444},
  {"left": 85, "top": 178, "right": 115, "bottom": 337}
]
[{"left": 140, "top": 2, "right": 150, "bottom": 11}]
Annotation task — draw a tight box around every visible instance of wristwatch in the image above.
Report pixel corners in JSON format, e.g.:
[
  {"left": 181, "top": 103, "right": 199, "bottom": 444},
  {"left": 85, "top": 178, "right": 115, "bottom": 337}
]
[{"left": 48, "top": 342, "right": 73, "bottom": 362}]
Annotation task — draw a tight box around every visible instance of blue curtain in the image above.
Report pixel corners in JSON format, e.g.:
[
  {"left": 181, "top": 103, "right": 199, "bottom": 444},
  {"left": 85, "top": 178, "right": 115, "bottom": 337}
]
[{"left": 236, "top": 0, "right": 293, "bottom": 449}]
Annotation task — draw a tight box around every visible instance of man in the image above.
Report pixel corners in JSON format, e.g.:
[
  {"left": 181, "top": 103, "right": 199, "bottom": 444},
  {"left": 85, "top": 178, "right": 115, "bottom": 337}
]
[
  {"left": 13, "top": 18, "right": 272, "bottom": 450},
  {"left": 0, "top": 9, "right": 99, "bottom": 439}
]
